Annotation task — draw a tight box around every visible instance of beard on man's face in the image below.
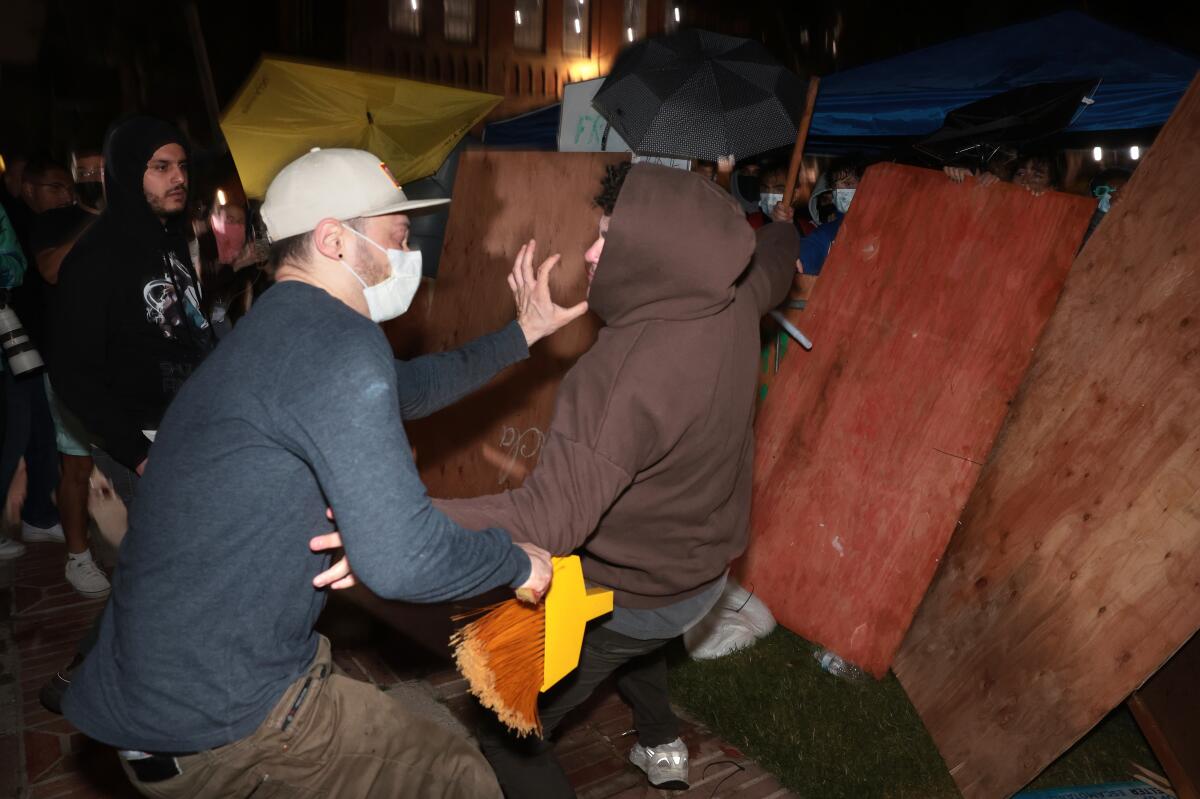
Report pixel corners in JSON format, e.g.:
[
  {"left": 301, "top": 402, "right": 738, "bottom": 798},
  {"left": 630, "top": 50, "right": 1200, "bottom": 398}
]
[
  {"left": 353, "top": 238, "right": 391, "bottom": 285},
  {"left": 145, "top": 184, "right": 189, "bottom": 217}
]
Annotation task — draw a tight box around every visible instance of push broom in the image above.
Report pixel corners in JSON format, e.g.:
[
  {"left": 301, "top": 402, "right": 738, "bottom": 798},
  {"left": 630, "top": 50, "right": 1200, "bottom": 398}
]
[{"left": 451, "top": 555, "right": 613, "bottom": 737}]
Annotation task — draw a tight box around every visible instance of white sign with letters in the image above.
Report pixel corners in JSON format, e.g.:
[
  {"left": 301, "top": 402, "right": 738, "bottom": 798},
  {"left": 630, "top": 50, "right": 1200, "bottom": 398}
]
[{"left": 557, "top": 78, "right": 691, "bottom": 171}]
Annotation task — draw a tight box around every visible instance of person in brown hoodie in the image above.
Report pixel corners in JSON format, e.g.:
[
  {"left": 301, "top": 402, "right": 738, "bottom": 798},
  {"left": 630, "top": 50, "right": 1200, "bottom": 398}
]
[
  {"left": 311, "top": 162, "right": 798, "bottom": 794},
  {"left": 432, "top": 162, "right": 799, "bottom": 796}
]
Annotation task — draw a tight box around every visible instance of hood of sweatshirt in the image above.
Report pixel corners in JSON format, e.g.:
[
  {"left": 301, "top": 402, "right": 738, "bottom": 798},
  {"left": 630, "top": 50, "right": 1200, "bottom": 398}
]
[
  {"left": 99, "top": 115, "right": 192, "bottom": 253},
  {"left": 587, "top": 164, "right": 756, "bottom": 327}
]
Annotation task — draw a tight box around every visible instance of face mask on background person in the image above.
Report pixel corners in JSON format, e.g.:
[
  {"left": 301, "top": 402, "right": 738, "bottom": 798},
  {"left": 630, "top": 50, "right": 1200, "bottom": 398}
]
[
  {"left": 736, "top": 173, "right": 760, "bottom": 199},
  {"left": 342, "top": 226, "right": 422, "bottom": 322},
  {"left": 759, "top": 192, "right": 784, "bottom": 215},
  {"left": 76, "top": 181, "right": 105, "bottom": 211},
  {"left": 833, "top": 188, "right": 856, "bottom": 214},
  {"left": 1093, "top": 185, "right": 1115, "bottom": 214}
]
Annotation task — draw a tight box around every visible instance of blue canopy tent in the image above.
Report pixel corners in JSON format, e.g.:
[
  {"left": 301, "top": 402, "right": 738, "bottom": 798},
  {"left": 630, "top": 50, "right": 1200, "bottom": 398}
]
[
  {"left": 475, "top": 14, "right": 1198, "bottom": 153},
  {"left": 809, "top": 12, "right": 1199, "bottom": 152},
  {"left": 481, "top": 104, "right": 561, "bottom": 149}
]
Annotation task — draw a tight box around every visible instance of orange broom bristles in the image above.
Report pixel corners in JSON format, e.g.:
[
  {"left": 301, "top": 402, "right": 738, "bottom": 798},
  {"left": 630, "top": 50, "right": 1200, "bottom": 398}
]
[{"left": 451, "top": 598, "right": 547, "bottom": 737}]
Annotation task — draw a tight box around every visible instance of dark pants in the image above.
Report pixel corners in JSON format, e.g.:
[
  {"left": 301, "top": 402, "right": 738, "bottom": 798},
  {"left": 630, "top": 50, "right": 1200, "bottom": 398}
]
[
  {"left": 120, "top": 636, "right": 502, "bottom": 798},
  {"left": 90, "top": 446, "right": 139, "bottom": 506},
  {"left": 0, "top": 369, "right": 61, "bottom": 529},
  {"left": 478, "top": 625, "right": 679, "bottom": 799}
]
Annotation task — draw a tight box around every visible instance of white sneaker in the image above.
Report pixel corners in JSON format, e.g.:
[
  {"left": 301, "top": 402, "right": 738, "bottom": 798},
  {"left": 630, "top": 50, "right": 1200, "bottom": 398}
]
[
  {"left": 0, "top": 537, "right": 26, "bottom": 560},
  {"left": 628, "top": 737, "right": 689, "bottom": 790},
  {"left": 22, "top": 521, "right": 66, "bottom": 544},
  {"left": 65, "top": 556, "right": 111, "bottom": 599}
]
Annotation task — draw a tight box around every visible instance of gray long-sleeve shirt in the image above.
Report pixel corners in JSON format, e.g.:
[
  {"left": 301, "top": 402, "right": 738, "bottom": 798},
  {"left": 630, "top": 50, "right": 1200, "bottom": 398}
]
[{"left": 63, "top": 280, "right": 532, "bottom": 752}]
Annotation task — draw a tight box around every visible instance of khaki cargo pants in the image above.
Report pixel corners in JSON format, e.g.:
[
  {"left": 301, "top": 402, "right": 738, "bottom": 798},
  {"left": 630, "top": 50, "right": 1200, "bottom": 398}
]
[{"left": 121, "top": 637, "right": 501, "bottom": 798}]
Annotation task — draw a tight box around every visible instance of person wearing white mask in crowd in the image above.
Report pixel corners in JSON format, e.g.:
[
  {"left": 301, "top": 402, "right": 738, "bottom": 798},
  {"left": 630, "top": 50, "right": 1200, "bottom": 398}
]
[
  {"left": 61, "top": 148, "right": 586, "bottom": 798},
  {"left": 798, "top": 154, "right": 871, "bottom": 277}
]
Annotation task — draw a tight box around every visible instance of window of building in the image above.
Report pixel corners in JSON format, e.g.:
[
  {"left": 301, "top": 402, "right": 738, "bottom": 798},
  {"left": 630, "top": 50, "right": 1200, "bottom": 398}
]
[
  {"left": 514, "top": 0, "right": 545, "bottom": 52},
  {"left": 444, "top": 0, "right": 476, "bottom": 43},
  {"left": 562, "top": 0, "right": 589, "bottom": 57},
  {"left": 388, "top": 0, "right": 422, "bottom": 37},
  {"left": 622, "top": 0, "right": 645, "bottom": 44},
  {"left": 664, "top": 2, "right": 683, "bottom": 34}
]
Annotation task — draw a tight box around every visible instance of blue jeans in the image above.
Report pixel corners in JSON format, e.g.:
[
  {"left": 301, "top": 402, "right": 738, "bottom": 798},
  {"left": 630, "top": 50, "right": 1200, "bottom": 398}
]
[{"left": 1, "top": 368, "right": 61, "bottom": 529}]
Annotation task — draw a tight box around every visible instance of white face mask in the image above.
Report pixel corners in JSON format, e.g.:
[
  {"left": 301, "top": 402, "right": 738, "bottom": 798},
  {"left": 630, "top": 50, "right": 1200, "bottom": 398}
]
[
  {"left": 759, "top": 192, "right": 785, "bottom": 215},
  {"left": 342, "top": 226, "right": 422, "bottom": 323},
  {"left": 833, "top": 188, "right": 856, "bottom": 214}
]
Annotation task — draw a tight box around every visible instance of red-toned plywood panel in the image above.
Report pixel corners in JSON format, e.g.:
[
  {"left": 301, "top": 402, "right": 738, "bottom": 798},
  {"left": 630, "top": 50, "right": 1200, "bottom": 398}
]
[{"left": 741, "top": 162, "right": 1093, "bottom": 677}]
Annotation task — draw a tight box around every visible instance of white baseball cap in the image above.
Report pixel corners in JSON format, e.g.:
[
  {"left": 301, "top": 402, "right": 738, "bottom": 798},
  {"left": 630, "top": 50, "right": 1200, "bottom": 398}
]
[{"left": 260, "top": 148, "right": 449, "bottom": 241}]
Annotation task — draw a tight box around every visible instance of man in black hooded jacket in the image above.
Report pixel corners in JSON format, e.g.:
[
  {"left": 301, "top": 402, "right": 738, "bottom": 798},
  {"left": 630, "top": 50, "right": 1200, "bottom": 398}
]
[
  {"left": 40, "top": 117, "right": 214, "bottom": 713},
  {"left": 52, "top": 116, "right": 214, "bottom": 488}
]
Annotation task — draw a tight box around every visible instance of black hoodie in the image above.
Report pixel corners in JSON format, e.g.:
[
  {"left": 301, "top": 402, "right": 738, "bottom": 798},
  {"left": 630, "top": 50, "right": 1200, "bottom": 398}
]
[{"left": 52, "top": 117, "right": 214, "bottom": 469}]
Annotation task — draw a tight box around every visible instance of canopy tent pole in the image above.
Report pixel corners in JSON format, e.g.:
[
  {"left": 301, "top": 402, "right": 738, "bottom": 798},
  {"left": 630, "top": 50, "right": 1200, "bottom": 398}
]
[{"left": 184, "top": 1, "right": 227, "bottom": 152}]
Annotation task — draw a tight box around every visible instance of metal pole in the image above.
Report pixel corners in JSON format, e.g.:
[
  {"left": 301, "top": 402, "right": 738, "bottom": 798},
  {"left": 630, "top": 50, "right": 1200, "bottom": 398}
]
[{"left": 769, "top": 310, "right": 813, "bottom": 351}]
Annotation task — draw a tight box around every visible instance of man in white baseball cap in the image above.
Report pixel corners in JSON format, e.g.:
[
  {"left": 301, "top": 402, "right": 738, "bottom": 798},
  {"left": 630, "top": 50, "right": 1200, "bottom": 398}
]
[{"left": 62, "top": 148, "right": 588, "bottom": 798}]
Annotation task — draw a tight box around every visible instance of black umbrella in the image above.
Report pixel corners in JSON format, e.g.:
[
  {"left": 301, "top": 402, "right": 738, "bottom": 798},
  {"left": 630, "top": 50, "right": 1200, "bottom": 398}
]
[
  {"left": 913, "top": 79, "right": 1099, "bottom": 167},
  {"left": 592, "top": 29, "right": 809, "bottom": 162}
]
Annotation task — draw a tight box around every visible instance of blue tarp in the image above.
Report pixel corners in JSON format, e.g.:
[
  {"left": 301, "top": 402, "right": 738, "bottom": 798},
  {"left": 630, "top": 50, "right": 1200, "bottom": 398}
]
[
  {"left": 482, "top": 104, "right": 561, "bottom": 149},
  {"left": 477, "top": 14, "right": 1199, "bottom": 151},
  {"left": 811, "top": 12, "right": 1199, "bottom": 141}
]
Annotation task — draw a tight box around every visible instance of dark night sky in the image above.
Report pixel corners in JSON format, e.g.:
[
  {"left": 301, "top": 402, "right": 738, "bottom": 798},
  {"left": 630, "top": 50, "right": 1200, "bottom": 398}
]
[{"left": 1, "top": 0, "right": 1196, "bottom": 159}]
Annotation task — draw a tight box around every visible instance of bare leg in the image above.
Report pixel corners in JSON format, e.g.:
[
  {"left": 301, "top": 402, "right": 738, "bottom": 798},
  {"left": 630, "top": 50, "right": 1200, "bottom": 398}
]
[{"left": 59, "top": 454, "right": 93, "bottom": 555}]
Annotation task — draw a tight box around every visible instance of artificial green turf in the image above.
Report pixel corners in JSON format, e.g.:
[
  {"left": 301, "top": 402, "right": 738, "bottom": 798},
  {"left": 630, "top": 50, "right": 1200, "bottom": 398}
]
[{"left": 667, "top": 627, "right": 1160, "bottom": 799}]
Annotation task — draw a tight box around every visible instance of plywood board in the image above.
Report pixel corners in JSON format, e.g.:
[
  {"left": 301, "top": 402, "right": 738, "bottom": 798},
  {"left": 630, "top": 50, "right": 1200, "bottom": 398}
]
[
  {"left": 395, "top": 150, "right": 627, "bottom": 498},
  {"left": 894, "top": 76, "right": 1200, "bottom": 799},
  {"left": 741, "top": 162, "right": 1094, "bottom": 677}
]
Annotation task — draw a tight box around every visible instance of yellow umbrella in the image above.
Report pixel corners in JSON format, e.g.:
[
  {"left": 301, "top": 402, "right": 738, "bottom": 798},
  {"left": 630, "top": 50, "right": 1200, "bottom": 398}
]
[{"left": 221, "top": 56, "right": 501, "bottom": 198}]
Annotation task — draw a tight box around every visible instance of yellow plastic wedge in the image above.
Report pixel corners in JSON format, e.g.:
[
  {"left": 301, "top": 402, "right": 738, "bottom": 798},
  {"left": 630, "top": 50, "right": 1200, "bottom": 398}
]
[{"left": 541, "top": 556, "right": 613, "bottom": 692}]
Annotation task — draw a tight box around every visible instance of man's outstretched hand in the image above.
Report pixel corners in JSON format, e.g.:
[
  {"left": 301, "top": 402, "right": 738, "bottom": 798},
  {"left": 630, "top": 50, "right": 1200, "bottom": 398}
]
[
  {"left": 309, "top": 511, "right": 556, "bottom": 603},
  {"left": 311, "top": 508, "right": 356, "bottom": 590},
  {"left": 511, "top": 239, "right": 589, "bottom": 347}
]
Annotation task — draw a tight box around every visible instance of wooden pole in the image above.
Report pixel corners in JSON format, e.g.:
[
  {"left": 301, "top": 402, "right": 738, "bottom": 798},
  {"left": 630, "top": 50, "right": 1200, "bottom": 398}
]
[
  {"left": 776, "top": 75, "right": 823, "bottom": 373},
  {"left": 783, "top": 76, "right": 821, "bottom": 205}
]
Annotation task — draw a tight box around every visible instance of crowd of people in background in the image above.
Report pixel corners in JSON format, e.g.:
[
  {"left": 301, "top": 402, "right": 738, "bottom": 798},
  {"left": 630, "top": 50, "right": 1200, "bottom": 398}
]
[
  {"left": 692, "top": 142, "right": 1134, "bottom": 267},
  {"left": 0, "top": 129, "right": 267, "bottom": 577}
]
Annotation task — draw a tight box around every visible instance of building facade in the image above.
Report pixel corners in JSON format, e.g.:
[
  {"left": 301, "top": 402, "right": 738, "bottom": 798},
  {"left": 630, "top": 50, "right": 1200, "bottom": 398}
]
[{"left": 345, "top": 0, "right": 746, "bottom": 120}]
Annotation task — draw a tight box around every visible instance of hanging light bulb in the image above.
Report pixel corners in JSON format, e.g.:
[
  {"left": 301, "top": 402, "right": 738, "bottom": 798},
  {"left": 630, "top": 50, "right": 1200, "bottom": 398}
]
[
  {"left": 216, "top": 189, "right": 227, "bottom": 206},
  {"left": 515, "top": 9, "right": 522, "bottom": 24},
  {"left": 1130, "top": 145, "right": 1141, "bottom": 160},
  {"left": 627, "top": 26, "right": 634, "bottom": 42},
  {"left": 410, "top": 0, "right": 417, "bottom": 10},
  {"left": 674, "top": 6, "right": 681, "bottom": 22},
  {"left": 574, "top": 17, "right": 581, "bottom": 33},
  {"left": 1092, "top": 146, "right": 1103, "bottom": 162}
]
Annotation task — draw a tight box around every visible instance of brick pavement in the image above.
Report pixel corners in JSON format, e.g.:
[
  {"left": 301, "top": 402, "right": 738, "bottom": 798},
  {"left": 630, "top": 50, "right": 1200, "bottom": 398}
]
[{"left": 0, "top": 538, "right": 798, "bottom": 798}]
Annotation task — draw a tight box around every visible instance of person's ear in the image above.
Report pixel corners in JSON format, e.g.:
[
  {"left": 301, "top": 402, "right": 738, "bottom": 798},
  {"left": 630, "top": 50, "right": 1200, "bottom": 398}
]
[{"left": 312, "top": 218, "right": 346, "bottom": 262}]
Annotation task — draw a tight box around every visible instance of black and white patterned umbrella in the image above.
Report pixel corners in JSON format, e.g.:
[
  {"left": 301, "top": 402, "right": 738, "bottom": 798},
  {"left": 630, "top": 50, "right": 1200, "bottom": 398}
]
[{"left": 592, "top": 29, "right": 809, "bottom": 162}]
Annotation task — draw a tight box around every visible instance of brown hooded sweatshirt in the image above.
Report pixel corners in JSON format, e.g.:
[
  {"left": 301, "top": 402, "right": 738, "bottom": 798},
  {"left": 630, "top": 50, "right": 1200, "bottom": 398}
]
[{"left": 438, "top": 164, "right": 797, "bottom": 608}]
